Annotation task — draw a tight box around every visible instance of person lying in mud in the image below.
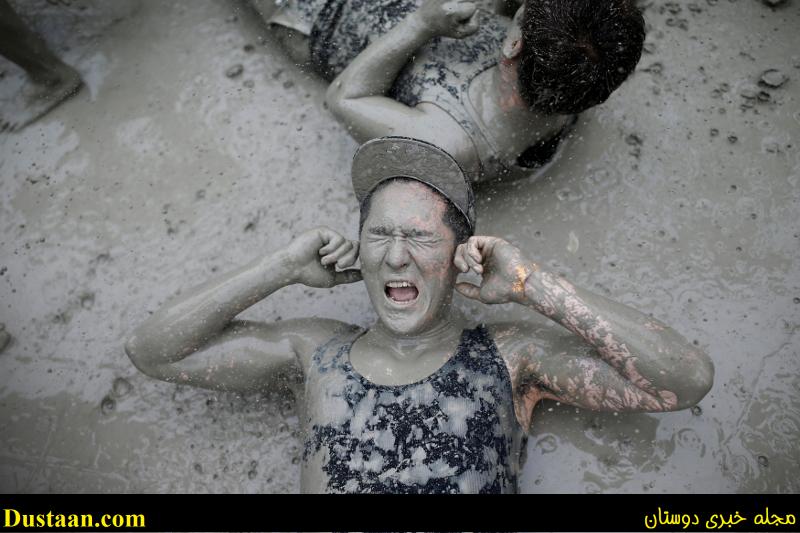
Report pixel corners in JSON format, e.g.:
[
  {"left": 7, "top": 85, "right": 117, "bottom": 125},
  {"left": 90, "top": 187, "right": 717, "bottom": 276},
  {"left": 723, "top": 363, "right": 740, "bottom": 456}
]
[
  {"left": 125, "top": 137, "right": 713, "bottom": 494},
  {"left": 265, "top": 0, "right": 645, "bottom": 182},
  {"left": 0, "top": 0, "right": 83, "bottom": 132}
]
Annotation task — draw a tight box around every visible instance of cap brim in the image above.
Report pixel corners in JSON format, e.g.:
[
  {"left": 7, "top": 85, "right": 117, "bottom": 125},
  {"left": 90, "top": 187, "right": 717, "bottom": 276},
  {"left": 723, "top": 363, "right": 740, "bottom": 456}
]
[{"left": 351, "top": 137, "right": 475, "bottom": 231}]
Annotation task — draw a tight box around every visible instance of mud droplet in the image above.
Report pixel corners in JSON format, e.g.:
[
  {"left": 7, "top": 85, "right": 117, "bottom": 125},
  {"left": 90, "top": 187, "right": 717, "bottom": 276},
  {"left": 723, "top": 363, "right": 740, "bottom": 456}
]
[
  {"left": 727, "top": 135, "right": 738, "bottom": 144},
  {"left": 243, "top": 79, "right": 255, "bottom": 89},
  {"left": 793, "top": 297, "right": 800, "bottom": 304},
  {"left": 625, "top": 133, "right": 643, "bottom": 146},
  {"left": 194, "top": 462, "right": 204, "bottom": 474},
  {"left": 243, "top": 43, "right": 255, "bottom": 53},
  {"left": 0, "top": 324, "right": 10, "bottom": 354},
  {"left": 691, "top": 405, "right": 702, "bottom": 416},
  {"left": 567, "top": 231, "right": 579, "bottom": 254},
  {"left": 740, "top": 88, "right": 758, "bottom": 100},
  {"left": 247, "top": 469, "right": 257, "bottom": 480},
  {"left": 676, "top": 428, "right": 703, "bottom": 450},
  {"left": 100, "top": 395, "right": 116, "bottom": 415},
  {"left": 225, "top": 64, "right": 244, "bottom": 78},
  {"left": 80, "top": 292, "right": 95, "bottom": 310},
  {"left": 710, "top": 128, "right": 719, "bottom": 137},
  {"left": 112, "top": 377, "right": 133, "bottom": 398},
  {"left": 282, "top": 80, "right": 295, "bottom": 89},
  {"left": 535, "top": 434, "right": 558, "bottom": 453},
  {"left": 757, "top": 455, "right": 769, "bottom": 467},
  {"left": 643, "top": 62, "right": 663, "bottom": 75}
]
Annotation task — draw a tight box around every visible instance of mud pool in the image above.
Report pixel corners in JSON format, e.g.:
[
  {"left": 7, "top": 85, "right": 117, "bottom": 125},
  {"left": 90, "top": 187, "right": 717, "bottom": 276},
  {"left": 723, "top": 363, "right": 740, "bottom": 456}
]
[{"left": 0, "top": 0, "right": 798, "bottom": 493}]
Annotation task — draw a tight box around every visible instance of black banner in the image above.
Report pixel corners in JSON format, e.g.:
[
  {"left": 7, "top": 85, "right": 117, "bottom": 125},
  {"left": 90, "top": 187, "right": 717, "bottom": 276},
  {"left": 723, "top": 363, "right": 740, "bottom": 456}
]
[{"left": 0, "top": 494, "right": 797, "bottom": 532}]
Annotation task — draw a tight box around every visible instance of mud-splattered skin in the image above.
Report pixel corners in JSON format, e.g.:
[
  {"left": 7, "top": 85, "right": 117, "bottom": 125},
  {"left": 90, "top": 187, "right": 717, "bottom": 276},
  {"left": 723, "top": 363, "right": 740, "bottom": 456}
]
[
  {"left": 268, "top": 0, "right": 573, "bottom": 182},
  {"left": 126, "top": 180, "right": 713, "bottom": 492}
]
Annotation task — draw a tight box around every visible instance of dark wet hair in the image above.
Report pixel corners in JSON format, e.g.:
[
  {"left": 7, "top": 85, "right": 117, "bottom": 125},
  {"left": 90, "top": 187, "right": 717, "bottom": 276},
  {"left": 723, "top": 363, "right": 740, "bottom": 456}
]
[
  {"left": 358, "top": 178, "right": 472, "bottom": 244},
  {"left": 517, "top": 0, "right": 645, "bottom": 115}
]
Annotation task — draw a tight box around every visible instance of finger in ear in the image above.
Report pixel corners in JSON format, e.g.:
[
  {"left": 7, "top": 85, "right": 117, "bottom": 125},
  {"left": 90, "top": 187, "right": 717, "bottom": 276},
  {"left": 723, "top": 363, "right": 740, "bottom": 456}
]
[
  {"left": 453, "top": 251, "right": 468, "bottom": 272},
  {"left": 455, "top": 282, "right": 481, "bottom": 300},
  {"left": 335, "top": 269, "right": 363, "bottom": 285}
]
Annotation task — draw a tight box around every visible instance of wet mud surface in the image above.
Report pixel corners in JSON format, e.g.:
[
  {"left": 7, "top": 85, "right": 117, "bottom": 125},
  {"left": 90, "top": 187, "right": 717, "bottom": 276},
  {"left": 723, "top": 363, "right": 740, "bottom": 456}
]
[{"left": 0, "top": 0, "right": 798, "bottom": 492}]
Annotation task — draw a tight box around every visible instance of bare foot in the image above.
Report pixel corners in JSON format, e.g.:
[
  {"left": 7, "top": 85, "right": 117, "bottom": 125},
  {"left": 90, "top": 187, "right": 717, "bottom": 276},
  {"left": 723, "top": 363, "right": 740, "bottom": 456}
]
[{"left": 0, "top": 63, "right": 82, "bottom": 132}]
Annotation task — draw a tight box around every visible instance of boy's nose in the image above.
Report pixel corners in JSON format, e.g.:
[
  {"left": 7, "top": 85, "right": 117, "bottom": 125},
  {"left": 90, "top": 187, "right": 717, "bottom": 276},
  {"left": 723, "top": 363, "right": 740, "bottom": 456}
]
[{"left": 385, "top": 239, "right": 410, "bottom": 270}]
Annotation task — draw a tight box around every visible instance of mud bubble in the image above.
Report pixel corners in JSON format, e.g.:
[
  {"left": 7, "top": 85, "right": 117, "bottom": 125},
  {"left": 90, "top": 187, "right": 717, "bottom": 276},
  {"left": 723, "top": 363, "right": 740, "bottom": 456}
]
[
  {"left": 100, "top": 395, "right": 116, "bottom": 415},
  {"left": 759, "top": 69, "right": 788, "bottom": 89},
  {"left": 112, "top": 377, "right": 133, "bottom": 398},
  {"left": 225, "top": 64, "right": 244, "bottom": 78}
]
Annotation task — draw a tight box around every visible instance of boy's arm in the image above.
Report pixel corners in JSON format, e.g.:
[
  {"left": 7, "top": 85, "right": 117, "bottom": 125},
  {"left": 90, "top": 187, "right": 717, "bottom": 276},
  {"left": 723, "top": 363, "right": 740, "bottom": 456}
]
[
  {"left": 324, "top": 0, "right": 479, "bottom": 152},
  {"left": 124, "top": 227, "right": 361, "bottom": 394},
  {"left": 455, "top": 236, "right": 714, "bottom": 415}
]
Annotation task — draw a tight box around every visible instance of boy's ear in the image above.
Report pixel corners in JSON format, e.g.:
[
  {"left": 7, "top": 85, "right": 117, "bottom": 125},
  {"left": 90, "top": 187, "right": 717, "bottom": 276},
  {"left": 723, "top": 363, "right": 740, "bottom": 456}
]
[
  {"left": 502, "top": 8, "right": 524, "bottom": 59},
  {"left": 507, "top": 37, "right": 523, "bottom": 58}
]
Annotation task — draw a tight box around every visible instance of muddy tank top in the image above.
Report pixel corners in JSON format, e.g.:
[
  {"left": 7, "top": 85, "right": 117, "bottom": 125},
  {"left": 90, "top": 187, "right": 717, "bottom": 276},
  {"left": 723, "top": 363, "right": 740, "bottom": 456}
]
[
  {"left": 273, "top": 0, "right": 567, "bottom": 182},
  {"left": 300, "top": 324, "right": 526, "bottom": 493}
]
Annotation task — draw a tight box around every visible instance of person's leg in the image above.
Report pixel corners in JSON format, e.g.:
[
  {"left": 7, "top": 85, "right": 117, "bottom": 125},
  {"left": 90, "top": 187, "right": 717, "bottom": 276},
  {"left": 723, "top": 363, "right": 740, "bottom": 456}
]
[
  {"left": 0, "top": 0, "right": 73, "bottom": 84},
  {"left": 0, "top": 0, "right": 82, "bottom": 131}
]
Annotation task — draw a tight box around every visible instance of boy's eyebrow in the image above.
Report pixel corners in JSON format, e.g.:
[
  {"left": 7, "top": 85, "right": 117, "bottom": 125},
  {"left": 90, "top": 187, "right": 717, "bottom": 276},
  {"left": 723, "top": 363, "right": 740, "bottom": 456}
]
[
  {"left": 405, "top": 228, "right": 435, "bottom": 238},
  {"left": 367, "top": 225, "right": 392, "bottom": 235},
  {"left": 366, "top": 225, "right": 437, "bottom": 238}
]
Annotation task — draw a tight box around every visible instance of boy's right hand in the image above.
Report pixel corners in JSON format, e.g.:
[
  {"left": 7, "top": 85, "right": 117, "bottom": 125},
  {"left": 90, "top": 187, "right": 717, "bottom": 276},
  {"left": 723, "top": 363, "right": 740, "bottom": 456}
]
[
  {"left": 415, "top": 0, "right": 479, "bottom": 39},
  {"left": 284, "top": 227, "right": 362, "bottom": 288}
]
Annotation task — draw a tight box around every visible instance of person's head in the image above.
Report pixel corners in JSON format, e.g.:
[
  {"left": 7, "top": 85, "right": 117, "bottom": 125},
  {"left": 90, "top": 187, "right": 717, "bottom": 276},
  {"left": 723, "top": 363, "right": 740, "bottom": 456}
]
[
  {"left": 502, "top": 0, "right": 645, "bottom": 115},
  {"left": 351, "top": 138, "right": 475, "bottom": 335},
  {"left": 358, "top": 179, "right": 470, "bottom": 335}
]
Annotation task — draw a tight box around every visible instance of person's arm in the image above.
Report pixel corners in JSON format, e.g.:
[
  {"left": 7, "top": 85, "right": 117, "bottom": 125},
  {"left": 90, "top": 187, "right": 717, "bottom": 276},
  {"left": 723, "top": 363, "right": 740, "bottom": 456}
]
[
  {"left": 324, "top": 0, "right": 479, "bottom": 150},
  {"left": 124, "top": 227, "right": 361, "bottom": 394},
  {"left": 454, "top": 236, "right": 714, "bottom": 413}
]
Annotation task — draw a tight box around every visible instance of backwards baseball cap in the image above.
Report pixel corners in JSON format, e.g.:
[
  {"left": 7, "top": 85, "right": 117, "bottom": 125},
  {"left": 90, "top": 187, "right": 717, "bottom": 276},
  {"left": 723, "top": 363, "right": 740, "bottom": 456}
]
[{"left": 351, "top": 137, "right": 476, "bottom": 232}]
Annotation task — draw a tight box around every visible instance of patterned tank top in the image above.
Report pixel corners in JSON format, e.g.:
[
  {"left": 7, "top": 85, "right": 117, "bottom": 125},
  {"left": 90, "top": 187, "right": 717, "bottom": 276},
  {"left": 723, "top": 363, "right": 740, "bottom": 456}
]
[
  {"left": 300, "top": 324, "right": 527, "bottom": 493},
  {"left": 272, "top": 0, "right": 571, "bottom": 182}
]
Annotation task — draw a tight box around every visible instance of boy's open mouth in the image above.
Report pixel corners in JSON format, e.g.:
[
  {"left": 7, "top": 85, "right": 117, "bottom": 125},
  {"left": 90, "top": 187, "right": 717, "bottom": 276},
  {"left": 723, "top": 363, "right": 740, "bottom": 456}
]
[{"left": 385, "top": 280, "right": 419, "bottom": 303}]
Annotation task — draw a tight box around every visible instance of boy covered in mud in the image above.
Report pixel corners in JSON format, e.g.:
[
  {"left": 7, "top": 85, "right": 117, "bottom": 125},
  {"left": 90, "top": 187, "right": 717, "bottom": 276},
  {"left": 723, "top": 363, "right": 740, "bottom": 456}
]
[
  {"left": 263, "top": 0, "right": 644, "bottom": 182},
  {"left": 126, "top": 137, "right": 713, "bottom": 493}
]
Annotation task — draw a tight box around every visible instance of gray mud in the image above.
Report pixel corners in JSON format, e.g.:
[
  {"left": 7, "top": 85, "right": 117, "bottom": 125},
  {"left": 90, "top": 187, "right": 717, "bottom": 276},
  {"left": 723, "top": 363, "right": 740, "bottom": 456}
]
[{"left": 0, "top": 0, "right": 798, "bottom": 493}]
